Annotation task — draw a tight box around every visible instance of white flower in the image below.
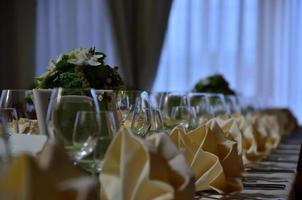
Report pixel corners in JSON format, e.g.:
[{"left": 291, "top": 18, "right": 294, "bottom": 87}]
[{"left": 67, "top": 48, "right": 102, "bottom": 66}]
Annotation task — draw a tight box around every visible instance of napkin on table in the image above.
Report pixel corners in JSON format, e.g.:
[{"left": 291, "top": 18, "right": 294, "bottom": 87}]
[
  {"left": 170, "top": 122, "right": 244, "bottom": 194},
  {"left": 0, "top": 142, "right": 98, "bottom": 200},
  {"left": 212, "top": 114, "right": 281, "bottom": 164},
  {"left": 100, "top": 127, "right": 195, "bottom": 200},
  {"left": 208, "top": 116, "right": 262, "bottom": 164}
]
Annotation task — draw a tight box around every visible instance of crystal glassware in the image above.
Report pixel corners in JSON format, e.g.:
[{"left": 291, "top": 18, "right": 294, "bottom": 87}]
[
  {"left": 46, "top": 88, "right": 101, "bottom": 162},
  {"left": 73, "top": 111, "right": 116, "bottom": 173},
  {"left": 115, "top": 90, "right": 141, "bottom": 127},
  {"left": 170, "top": 105, "right": 197, "bottom": 130},
  {"left": 188, "top": 93, "right": 213, "bottom": 125}
]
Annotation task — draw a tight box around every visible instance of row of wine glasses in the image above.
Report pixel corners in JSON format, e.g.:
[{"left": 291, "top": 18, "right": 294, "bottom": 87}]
[{"left": 0, "top": 89, "right": 264, "bottom": 176}]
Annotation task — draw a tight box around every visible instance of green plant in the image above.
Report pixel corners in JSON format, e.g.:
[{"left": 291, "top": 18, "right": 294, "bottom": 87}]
[{"left": 193, "top": 74, "right": 236, "bottom": 95}]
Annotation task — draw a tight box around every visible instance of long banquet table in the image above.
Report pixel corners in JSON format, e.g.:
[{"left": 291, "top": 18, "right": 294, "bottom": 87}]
[{"left": 195, "top": 127, "right": 302, "bottom": 200}]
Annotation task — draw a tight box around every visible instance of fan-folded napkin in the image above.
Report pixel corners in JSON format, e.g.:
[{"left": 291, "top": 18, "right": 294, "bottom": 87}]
[
  {"left": 170, "top": 122, "right": 243, "bottom": 194},
  {"left": 99, "top": 127, "right": 195, "bottom": 200}
]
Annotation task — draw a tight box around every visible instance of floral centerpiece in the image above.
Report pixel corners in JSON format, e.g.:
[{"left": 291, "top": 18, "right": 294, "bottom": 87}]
[
  {"left": 35, "top": 47, "right": 125, "bottom": 89},
  {"left": 33, "top": 48, "right": 125, "bottom": 135}
]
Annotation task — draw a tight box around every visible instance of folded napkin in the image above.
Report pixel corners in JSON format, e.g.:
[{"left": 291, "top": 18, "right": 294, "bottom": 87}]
[
  {"left": 100, "top": 127, "right": 195, "bottom": 200},
  {"left": 252, "top": 113, "right": 281, "bottom": 150},
  {"left": 208, "top": 116, "right": 260, "bottom": 164},
  {"left": 0, "top": 142, "right": 98, "bottom": 200},
  {"left": 210, "top": 114, "right": 281, "bottom": 164},
  {"left": 261, "top": 108, "right": 298, "bottom": 136},
  {"left": 207, "top": 117, "right": 243, "bottom": 156},
  {"left": 170, "top": 122, "right": 243, "bottom": 194}
]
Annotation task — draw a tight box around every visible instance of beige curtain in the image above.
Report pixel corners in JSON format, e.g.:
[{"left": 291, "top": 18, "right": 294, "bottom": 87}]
[
  {"left": 106, "top": 0, "right": 172, "bottom": 90},
  {"left": 0, "top": 0, "right": 36, "bottom": 89}
]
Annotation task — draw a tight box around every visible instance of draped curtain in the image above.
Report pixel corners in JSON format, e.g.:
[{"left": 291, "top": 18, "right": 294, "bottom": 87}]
[
  {"left": 153, "top": 0, "right": 302, "bottom": 122},
  {"left": 106, "top": 0, "right": 172, "bottom": 90},
  {"left": 0, "top": 0, "right": 36, "bottom": 89},
  {"left": 35, "top": 0, "right": 119, "bottom": 77}
]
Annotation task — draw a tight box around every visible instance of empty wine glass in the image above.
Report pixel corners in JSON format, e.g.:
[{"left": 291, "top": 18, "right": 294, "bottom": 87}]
[
  {"left": 46, "top": 88, "right": 101, "bottom": 160},
  {"left": 207, "top": 93, "right": 229, "bottom": 117},
  {"left": 162, "top": 92, "right": 188, "bottom": 117},
  {"left": 149, "top": 92, "right": 168, "bottom": 110},
  {"left": 225, "top": 95, "right": 241, "bottom": 115},
  {"left": 188, "top": 93, "right": 213, "bottom": 125},
  {"left": 73, "top": 111, "right": 116, "bottom": 173},
  {"left": 161, "top": 92, "right": 190, "bottom": 130},
  {"left": 171, "top": 106, "right": 197, "bottom": 130},
  {"left": 0, "top": 89, "right": 38, "bottom": 134},
  {"left": 115, "top": 90, "right": 141, "bottom": 126}
]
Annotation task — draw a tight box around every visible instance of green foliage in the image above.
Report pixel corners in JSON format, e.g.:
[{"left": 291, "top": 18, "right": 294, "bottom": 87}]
[
  {"left": 84, "top": 65, "right": 125, "bottom": 90},
  {"left": 58, "top": 72, "right": 83, "bottom": 88},
  {"left": 193, "top": 74, "right": 236, "bottom": 95}
]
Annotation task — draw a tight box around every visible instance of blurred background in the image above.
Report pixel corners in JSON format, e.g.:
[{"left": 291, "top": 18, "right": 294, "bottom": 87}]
[{"left": 1, "top": 0, "right": 302, "bottom": 122}]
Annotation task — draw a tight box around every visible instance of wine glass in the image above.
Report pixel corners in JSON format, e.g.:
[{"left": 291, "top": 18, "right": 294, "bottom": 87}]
[
  {"left": 161, "top": 92, "right": 190, "bottom": 130},
  {"left": 115, "top": 90, "right": 141, "bottom": 126},
  {"left": 0, "top": 89, "right": 38, "bottom": 134},
  {"left": 149, "top": 92, "right": 168, "bottom": 110},
  {"left": 188, "top": 93, "right": 213, "bottom": 125},
  {"left": 73, "top": 111, "right": 116, "bottom": 173},
  {"left": 46, "top": 88, "right": 101, "bottom": 161},
  {"left": 207, "top": 93, "right": 229, "bottom": 117},
  {"left": 170, "top": 106, "right": 197, "bottom": 130},
  {"left": 162, "top": 92, "right": 188, "bottom": 117},
  {"left": 225, "top": 95, "right": 241, "bottom": 115}
]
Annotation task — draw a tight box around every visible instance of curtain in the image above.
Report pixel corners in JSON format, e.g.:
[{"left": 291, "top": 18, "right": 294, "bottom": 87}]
[
  {"left": 35, "top": 0, "right": 119, "bottom": 77},
  {"left": 0, "top": 0, "right": 36, "bottom": 88},
  {"left": 106, "top": 0, "right": 172, "bottom": 90},
  {"left": 153, "top": 0, "right": 302, "bottom": 123}
]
